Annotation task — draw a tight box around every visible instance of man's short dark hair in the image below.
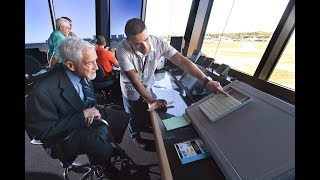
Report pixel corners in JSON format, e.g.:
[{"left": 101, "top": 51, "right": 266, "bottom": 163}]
[
  {"left": 125, "top": 18, "right": 146, "bottom": 37},
  {"left": 96, "top": 35, "right": 106, "bottom": 45}
]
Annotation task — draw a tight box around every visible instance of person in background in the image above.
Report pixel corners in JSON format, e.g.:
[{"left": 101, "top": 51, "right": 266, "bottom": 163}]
[
  {"left": 116, "top": 18, "right": 227, "bottom": 149},
  {"left": 61, "top": 16, "right": 77, "bottom": 37},
  {"left": 95, "top": 35, "right": 119, "bottom": 77},
  {"left": 47, "top": 17, "right": 71, "bottom": 69},
  {"left": 25, "top": 37, "right": 129, "bottom": 176}
]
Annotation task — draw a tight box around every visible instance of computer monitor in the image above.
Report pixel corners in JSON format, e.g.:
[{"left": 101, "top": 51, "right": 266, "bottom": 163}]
[
  {"left": 166, "top": 36, "right": 184, "bottom": 69},
  {"left": 189, "top": 49, "right": 201, "bottom": 62},
  {"left": 179, "top": 72, "right": 200, "bottom": 94},
  {"left": 203, "top": 57, "right": 215, "bottom": 68},
  {"left": 195, "top": 55, "right": 207, "bottom": 66},
  {"left": 178, "top": 65, "right": 206, "bottom": 95},
  {"left": 170, "top": 36, "right": 183, "bottom": 52}
]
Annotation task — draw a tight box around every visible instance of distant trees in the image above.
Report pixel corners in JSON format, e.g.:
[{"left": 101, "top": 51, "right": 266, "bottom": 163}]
[
  {"left": 163, "top": 31, "right": 273, "bottom": 42},
  {"left": 205, "top": 31, "right": 272, "bottom": 41}
]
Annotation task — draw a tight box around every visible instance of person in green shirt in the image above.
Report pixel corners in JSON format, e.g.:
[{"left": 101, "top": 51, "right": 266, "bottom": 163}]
[{"left": 47, "top": 17, "right": 71, "bottom": 69}]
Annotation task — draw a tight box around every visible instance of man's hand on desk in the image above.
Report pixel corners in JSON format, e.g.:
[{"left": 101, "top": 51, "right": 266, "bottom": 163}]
[
  {"left": 148, "top": 99, "right": 167, "bottom": 111},
  {"left": 206, "top": 79, "right": 229, "bottom": 96},
  {"left": 147, "top": 99, "right": 172, "bottom": 112}
]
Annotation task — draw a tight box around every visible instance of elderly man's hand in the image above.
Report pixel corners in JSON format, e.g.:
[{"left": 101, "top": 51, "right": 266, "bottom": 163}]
[{"left": 83, "top": 107, "right": 102, "bottom": 126}]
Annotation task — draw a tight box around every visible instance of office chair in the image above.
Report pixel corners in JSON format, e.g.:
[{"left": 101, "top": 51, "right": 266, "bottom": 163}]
[
  {"left": 29, "top": 136, "right": 99, "bottom": 180},
  {"left": 92, "top": 64, "right": 116, "bottom": 107},
  {"left": 27, "top": 119, "right": 130, "bottom": 180},
  {"left": 25, "top": 48, "right": 48, "bottom": 66},
  {"left": 25, "top": 55, "right": 47, "bottom": 96},
  {"left": 26, "top": 106, "right": 160, "bottom": 179}
]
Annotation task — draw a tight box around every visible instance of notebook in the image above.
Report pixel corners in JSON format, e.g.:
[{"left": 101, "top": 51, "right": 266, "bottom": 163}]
[{"left": 198, "top": 87, "right": 252, "bottom": 123}]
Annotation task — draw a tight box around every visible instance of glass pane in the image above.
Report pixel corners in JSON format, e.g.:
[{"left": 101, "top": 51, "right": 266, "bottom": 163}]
[
  {"left": 202, "top": 0, "right": 289, "bottom": 75},
  {"left": 25, "top": 0, "right": 52, "bottom": 44},
  {"left": 53, "top": 0, "right": 96, "bottom": 41},
  {"left": 145, "top": 0, "right": 192, "bottom": 42},
  {"left": 269, "top": 30, "right": 295, "bottom": 90},
  {"left": 110, "top": 0, "right": 142, "bottom": 45}
]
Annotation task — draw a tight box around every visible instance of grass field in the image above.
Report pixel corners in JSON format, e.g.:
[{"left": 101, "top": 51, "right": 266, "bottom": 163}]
[{"left": 201, "top": 40, "right": 295, "bottom": 90}]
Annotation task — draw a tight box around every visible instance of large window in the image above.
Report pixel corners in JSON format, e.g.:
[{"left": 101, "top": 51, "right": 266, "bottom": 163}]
[
  {"left": 53, "top": 0, "right": 96, "bottom": 40},
  {"left": 145, "top": 0, "right": 192, "bottom": 42},
  {"left": 25, "top": 0, "right": 53, "bottom": 44},
  {"left": 202, "top": 0, "right": 290, "bottom": 76},
  {"left": 269, "top": 30, "right": 295, "bottom": 90},
  {"left": 110, "top": 0, "right": 142, "bottom": 46},
  {"left": 25, "top": 0, "right": 95, "bottom": 44}
]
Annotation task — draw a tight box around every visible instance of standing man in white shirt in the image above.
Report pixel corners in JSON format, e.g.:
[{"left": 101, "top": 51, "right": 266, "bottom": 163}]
[{"left": 116, "top": 18, "right": 226, "bottom": 149}]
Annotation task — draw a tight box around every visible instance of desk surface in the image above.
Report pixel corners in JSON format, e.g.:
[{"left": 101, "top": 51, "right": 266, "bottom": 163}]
[
  {"left": 150, "top": 70, "right": 225, "bottom": 180},
  {"left": 186, "top": 80, "right": 295, "bottom": 179}
]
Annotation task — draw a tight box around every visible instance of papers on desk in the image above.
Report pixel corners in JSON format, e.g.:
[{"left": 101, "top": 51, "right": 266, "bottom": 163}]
[
  {"left": 153, "top": 72, "right": 178, "bottom": 89},
  {"left": 162, "top": 113, "right": 191, "bottom": 131}
]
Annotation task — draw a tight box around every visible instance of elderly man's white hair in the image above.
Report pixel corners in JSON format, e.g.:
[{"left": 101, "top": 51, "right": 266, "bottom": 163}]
[
  {"left": 55, "top": 17, "right": 70, "bottom": 29},
  {"left": 58, "top": 37, "right": 95, "bottom": 64}
]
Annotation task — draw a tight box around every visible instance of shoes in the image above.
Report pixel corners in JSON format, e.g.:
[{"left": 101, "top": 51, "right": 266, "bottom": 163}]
[
  {"left": 111, "top": 147, "right": 127, "bottom": 159},
  {"left": 103, "top": 164, "right": 120, "bottom": 177},
  {"left": 132, "top": 137, "right": 147, "bottom": 149}
]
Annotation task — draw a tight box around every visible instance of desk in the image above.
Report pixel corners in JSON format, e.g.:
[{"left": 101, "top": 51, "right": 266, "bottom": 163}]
[
  {"left": 149, "top": 70, "right": 225, "bottom": 180},
  {"left": 186, "top": 80, "right": 295, "bottom": 179}
]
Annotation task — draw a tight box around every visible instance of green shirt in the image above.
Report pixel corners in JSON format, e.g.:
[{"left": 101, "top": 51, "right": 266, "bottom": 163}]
[{"left": 47, "top": 30, "right": 65, "bottom": 63}]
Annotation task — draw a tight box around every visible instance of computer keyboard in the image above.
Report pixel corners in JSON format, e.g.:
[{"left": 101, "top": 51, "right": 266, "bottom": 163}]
[{"left": 198, "top": 87, "right": 251, "bottom": 123}]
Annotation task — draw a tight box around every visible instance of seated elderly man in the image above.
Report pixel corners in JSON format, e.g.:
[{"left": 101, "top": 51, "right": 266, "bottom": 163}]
[{"left": 25, "top": 37, "right": 129, "bottom": 176}]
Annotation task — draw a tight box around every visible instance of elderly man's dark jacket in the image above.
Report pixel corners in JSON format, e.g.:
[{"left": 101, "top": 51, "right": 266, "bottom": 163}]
[{"left": 25, "top": 63, "right": 88, "bottom": 143}]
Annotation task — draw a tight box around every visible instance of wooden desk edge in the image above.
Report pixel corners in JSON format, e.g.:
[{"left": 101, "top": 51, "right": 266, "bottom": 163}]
[{"left": 149, "top": 109, "right": 173, "bottom": 180}]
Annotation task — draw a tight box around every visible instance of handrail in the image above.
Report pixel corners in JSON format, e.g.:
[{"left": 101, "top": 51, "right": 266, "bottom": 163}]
[{"left": 149, "top": 109, "right": 173, "bottom": 180}]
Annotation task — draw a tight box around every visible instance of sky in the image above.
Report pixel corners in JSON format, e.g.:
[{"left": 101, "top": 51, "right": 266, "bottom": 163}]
[
  {"left": 25, "top": 0, "right": 290, "bottom": 44},
  {"left": 25, "top": 0, "right": 141, "bottom": 43},
  {"left": 207, "top": 0, "right": 290, "bottom": 33},
  {"left": 145, "top": 0, "right": 193, "bottom": 36},
  {"left": 110, "top": 0, "right": 142, "bottom": 36}
]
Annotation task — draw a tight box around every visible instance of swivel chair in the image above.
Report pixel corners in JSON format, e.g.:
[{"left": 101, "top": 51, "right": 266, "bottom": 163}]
[
  {"left": 27, "top": 118, "right": 126, "bottom": 180},
  {"left": 93, "top": 64, "right": 117, "bottom": 107},
  {"left": 26, "top": 106, "right": 160, "bottom": 180},
  {"left": 25, "top": 55, "right": 47, "bottom": 96}
]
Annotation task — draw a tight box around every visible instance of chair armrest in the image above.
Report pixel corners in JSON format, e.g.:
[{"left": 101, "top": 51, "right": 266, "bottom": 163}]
[
  {"left": 31, "top": 139, "right": 43, "bottom": 145},
  {"left": 94, "top": 118, "right": 109, "bottom": 127}
]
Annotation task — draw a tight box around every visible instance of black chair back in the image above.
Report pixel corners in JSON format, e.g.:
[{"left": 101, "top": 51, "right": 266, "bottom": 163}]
[
  {"left": 25, "top": 55, "right": 42, "bottom": 75},
  {"left": 94, "top": 63, "right": 105, "bottom": 82}
]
